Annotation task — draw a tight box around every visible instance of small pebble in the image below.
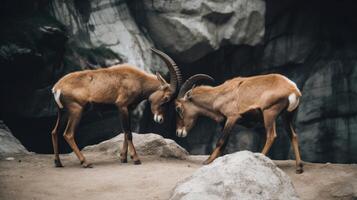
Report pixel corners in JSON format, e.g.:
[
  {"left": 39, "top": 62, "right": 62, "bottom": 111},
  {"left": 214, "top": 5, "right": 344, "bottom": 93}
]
[{"left": 5, "top": 157, "right": 15, "bottom": 161}]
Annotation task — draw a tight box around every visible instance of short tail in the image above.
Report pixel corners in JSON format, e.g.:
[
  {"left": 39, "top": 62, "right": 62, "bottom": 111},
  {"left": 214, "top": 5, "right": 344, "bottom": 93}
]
[
  {"left": 52, "top": 88, "right": 64, "bottom": 109},
  {"left": 287, "top": 93, "right": 300, "bottom": 112}
]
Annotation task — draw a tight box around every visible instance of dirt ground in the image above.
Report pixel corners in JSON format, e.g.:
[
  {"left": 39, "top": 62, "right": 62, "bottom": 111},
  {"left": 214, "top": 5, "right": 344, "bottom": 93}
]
[{"left": 0, "top": 153, "right": 356, "bottom": 200}]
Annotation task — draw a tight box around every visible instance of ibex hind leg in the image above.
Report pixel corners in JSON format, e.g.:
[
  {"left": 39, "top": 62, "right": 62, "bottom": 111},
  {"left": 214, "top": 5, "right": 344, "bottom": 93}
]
[
  {"left": 282, "top": 110, "right": 303, "bottom": 174},
  {"left": 63, "top": 104, "right": 92, "bottom": 168},
  {"left": 51, "top": 110, "right": 64, "bottom": 167}
]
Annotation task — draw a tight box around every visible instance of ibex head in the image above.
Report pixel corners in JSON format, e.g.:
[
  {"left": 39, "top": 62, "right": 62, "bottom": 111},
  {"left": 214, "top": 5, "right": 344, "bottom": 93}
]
[
  {"left": 149, "top": 48, "right": 182, "bottom": 124},
  {"left": 175, "top": 74, "right": 215, "bottom": 137}
]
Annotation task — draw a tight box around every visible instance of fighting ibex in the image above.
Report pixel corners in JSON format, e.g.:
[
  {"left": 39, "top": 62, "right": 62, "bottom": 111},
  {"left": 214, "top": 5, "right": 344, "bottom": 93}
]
[
  {"left": 175, "top": 74, "right": 304, "bottom": 173},
  {"left": 51, "top": 48, "right": 182, "bottom": 168}
]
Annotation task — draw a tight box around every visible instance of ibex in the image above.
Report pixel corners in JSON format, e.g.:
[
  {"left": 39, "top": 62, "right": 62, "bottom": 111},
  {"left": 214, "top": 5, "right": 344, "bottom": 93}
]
[
  {"left": 175, "top": 74, "right": 304, "bottom": 173},
  {"left": 51, "top": 48, "right": 182, "bottom": 168}
]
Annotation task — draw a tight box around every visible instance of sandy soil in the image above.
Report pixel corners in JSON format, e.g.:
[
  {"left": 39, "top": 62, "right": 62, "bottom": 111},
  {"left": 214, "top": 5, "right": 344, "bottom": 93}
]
[{"left": 0, "top": 153, "right": 356, "bottom": 200}]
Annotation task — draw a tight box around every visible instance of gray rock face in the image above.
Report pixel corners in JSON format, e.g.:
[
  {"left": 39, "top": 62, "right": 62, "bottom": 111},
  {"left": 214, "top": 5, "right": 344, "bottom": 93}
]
[
  {"left": 50, "top": 0, "right": 163, "bottom": 72},
  {"left": 170, "top": 151, "right": 299, "bottom": 200},
  {"left": 83, "top": 133, "right": 188, "bottom": 159},
  {"left": 0, "top": 121, "right": 28, "bottom": 156},
  {"left": 133, "top": 0, "right": 265, "bottom": 62},
  {"left": 0, "top": 0, "right": 165, "bottom": 153}
]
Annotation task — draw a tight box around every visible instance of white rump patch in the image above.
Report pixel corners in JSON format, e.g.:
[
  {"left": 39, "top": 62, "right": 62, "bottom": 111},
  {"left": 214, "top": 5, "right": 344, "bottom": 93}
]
[
  {"left": 52, "top": 89, "right": 64, "bottom": 109},
  {"left": 287, "top": 93, "right": 299, "bottom": 112}
]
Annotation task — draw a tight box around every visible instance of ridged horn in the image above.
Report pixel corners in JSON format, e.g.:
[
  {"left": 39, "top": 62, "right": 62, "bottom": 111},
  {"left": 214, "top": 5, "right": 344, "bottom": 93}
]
[
  {"left": 178, "top": 74, "right": 215, "bottom": 98},
  {"left": 151, "top": 48, "right": 182, "bottom": 97}
]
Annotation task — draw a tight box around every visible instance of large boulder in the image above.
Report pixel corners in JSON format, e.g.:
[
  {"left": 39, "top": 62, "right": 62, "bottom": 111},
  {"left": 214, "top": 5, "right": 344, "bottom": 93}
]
[
  {"left": 170, "top": 151, "right": 299, "bottom": 200},
  {"left": 0, "top": 121, "right": 28, "bottom": 156},
  {"left": 83, "top": 133, "right": 189, "bottom": 159}
]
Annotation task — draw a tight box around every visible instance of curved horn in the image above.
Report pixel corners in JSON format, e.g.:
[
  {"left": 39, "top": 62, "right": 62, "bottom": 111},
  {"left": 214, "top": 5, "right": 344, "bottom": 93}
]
[
  {"left": 151, "top": 48, "right": 182, "bottom": 96},
  {"left": 178, "top": 74, "right": 215, "bottom": 98}
]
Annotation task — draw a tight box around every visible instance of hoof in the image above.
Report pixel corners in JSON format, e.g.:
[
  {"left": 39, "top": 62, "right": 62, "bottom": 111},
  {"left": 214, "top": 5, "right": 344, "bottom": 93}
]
[
  {"left": 202, "top": 159, "right": 211, "bottom": 165},
  {"left": 133, "top": 160, "right": 142, "bottom": 165},
  {"left": 121, "top": 158, "right": 128, "bottom": 163},
  {"left": 54, "top": 159, "right": 63, "bottom": 168},
  {"left": 296, "top": 168, "right": 304, "bottom": 174},
  {"left": 296, "top": 163, "right": 304, "bottom": 174},
  {"left": 81, "top": 161, "right": 93, "bottom": 168}
]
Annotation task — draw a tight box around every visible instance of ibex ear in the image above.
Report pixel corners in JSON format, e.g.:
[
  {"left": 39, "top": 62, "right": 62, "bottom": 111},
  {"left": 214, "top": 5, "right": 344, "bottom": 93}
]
[
  {"left": 184, "top": 89, "right": 193, "bottom": 100},
  {"left": 156, "top": 72, "right": 168, "bottom": 85}
]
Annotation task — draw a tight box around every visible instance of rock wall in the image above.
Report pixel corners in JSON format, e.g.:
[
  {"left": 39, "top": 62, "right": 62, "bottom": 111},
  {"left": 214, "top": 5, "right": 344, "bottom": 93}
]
[
  {"left": 0, "top": 0, "right": 164, "bottom": 153},
  {"left": 137, "top": 0, "right": 357, "bottom": 163},
  {"left": 1, "top": 0, "right": 356, "bottom": 163}
]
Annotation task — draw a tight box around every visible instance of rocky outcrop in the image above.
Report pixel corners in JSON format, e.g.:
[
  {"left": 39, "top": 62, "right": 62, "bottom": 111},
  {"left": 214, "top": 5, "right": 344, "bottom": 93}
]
[
  {"left": 0, "top": 121, "right": 28, "bottom": 156},
  {"left": 83, "top": 133, "right": 188, "bottom": 159},
  {"left": 170, "top": 151, "right": 299, "bottom": 200},
  {"left": 130, "top": 0, "right": 265, "bottom": 62},
  {"left": 0, "top": 0, "right": 165, "bottom": 153}
]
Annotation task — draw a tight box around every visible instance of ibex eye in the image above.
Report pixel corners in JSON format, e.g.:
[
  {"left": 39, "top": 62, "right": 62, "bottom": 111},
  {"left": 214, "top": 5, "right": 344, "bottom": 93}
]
[
  {"left": 160, "top": 96, "right": 170, "bottom": 106},
  {"left": 176, "top": 107, "right": 183, "bottom": 118},
  {"left": 175, "top": 107, "right": 181, "bottom": 113}
]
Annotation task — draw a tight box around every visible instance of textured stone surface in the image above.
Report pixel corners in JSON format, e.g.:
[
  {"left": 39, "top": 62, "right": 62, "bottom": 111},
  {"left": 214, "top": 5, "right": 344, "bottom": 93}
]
[
  {"left": 83, "top": 133, "right": 188, "bottom": 159},
  {"left": 130, "top": 0, "right": 265, "bottom": 62},
  {"left": 0, "top": 121, "right": 28, "bottom": 156},
  {"left": 50, "top": 0, "right": 162, "bottom": 72},
  {"left": 170, "top": 151, "right": 299, "bottom": 200}
]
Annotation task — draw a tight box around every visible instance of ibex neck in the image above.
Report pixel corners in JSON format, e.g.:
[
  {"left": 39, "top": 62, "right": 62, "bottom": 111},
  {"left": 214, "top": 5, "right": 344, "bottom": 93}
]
[
  {"left": 191, "top": 86, "right": 224, "bottom": 122},
  {"left": 142, "top": 75, "right": 161, "bottom": 98}
]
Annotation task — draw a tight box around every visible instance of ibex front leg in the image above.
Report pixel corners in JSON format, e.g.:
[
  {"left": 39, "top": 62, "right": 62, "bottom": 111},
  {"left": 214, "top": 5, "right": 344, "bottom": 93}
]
[
  {"left": 203, "top": 116, "right": 240, "bottom": 165},
  {"left": 118, "top": 106, "right": 141, "bottom": 165}
]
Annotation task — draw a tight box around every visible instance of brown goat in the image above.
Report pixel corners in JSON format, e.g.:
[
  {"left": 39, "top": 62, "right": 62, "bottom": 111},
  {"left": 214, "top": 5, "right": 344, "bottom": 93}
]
[
  {"left": 51, "top": 48, "right": 182, "bottom": 168},
  {"left": 175, "top": 74, "right": 304, "bottom": 173}
]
